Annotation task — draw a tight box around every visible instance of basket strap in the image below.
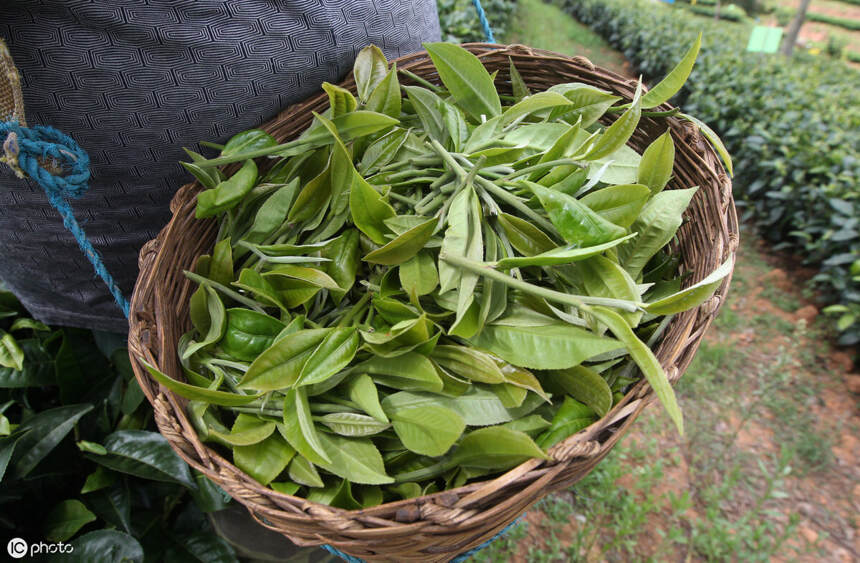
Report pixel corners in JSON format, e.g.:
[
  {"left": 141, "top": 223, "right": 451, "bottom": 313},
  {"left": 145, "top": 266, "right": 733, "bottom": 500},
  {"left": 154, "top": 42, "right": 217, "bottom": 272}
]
[
  {"left": 0, "top": 38, "right": 130, "bottom": 317},
  {"left": 471, "top": 0, "right": 496, "bottom": 43},
  {"left": 321, "top": 516, "right": 524, "bottom": 563}
]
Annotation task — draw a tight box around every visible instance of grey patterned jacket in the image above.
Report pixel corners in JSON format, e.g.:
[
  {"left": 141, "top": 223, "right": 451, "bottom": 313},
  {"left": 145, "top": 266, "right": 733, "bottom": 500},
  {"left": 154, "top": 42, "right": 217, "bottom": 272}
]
[{"left": 0, "top": 0, "right": 441, "bottom": 332}]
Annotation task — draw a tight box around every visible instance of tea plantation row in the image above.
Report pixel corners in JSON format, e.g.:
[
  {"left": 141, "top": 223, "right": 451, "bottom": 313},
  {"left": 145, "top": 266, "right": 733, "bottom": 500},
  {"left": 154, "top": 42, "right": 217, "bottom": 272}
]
[{"left": 559, "top": 0, "right": 860, "bottom": 348}]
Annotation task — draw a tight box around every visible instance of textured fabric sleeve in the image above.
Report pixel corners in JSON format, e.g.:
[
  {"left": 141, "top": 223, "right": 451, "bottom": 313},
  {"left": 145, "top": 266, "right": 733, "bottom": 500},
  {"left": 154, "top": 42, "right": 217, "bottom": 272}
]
[{"left": 0, "top": 0, "right": 441, "bottom": 332}]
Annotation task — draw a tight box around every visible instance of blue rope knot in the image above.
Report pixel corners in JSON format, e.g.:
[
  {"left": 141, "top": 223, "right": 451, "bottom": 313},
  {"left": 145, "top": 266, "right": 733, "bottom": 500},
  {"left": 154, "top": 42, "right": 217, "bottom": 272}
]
[
  {"left": 0, "top": 120, "right": 130, "bottom": 317},
  {"left": 0, "top": 120, "right": 90, "bottom": 198}
]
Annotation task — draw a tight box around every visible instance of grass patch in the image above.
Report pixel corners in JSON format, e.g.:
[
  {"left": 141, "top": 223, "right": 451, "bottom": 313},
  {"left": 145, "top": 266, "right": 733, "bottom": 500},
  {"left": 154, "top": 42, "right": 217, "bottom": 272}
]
[
  {"left": 751, "top": 313, "right": 797, "bottom": 337},
  {"left": 503, "top": 0, "right": 629, "bottom": 75},
  {"left": 686, "top": 449, "right": 802, "bottom": 562},
  {"left": 677, "top": 340, "right": 745, "bottom": 402},
  {"left": 760, "top": 283, "right": 802, "bottom": 313},
  {"left": 469, "top": 519, "right": 530, "bottom": 562},
  {"left": 713, "top": 305, "right": 742, "bottom": 331}
]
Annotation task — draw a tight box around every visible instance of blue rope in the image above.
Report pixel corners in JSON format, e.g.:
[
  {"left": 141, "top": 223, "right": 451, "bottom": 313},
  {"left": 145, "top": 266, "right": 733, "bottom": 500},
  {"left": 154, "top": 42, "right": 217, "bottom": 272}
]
[
  {"left": 471, "top": 0, "right": 496, "bottom": 43},
  {"left": 321, "top": 516, "right": 524, "bottom": 563},
  {"left": 0, "top": 121, "right": 130, "bottom": 317}
]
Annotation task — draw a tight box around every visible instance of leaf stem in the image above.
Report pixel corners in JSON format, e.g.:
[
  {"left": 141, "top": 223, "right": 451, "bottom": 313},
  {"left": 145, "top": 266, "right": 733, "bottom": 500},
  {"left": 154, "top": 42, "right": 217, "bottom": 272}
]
[
  {"left": 199, "top": 141, "right": 225, "bottom": 150},
  {"left": 229, "top": 405, "right": 284, "bottom": 418},
  {"left": 394, "top": 458, "right": 458, "bottom": 483},
  {"left": 387, "top": 191, "right": 420, "bottom": 205},
  {"left": 428, "top": 138, "right": 468, "bottom": 181},
  {"left": 184, "top": 271, "right": 267, "bottom": 313},
  {"left": 607, "top": 107, "right": 681, "bottom": 118},
  {"left": 337, "top": 292, "right": 373, "bottom": 327},
  {"left": 192, "top": 138, "right": 314, "bottom": 168},
  {"left": 499, "top": 158, "right": 587, "bottom": 181},
  {"left": 439, "top": 253, "right": 642, "bottom": 313},
  {"left": 474, "top": 176, "right": 558, "bottom": 235},
  {"left": 398, "top": 69, "right": 445, "bottom": 94}
]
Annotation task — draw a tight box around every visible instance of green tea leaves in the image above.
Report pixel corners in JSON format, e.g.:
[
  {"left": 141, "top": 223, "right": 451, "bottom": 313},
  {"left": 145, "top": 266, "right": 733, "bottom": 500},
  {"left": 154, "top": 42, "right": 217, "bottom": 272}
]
[
  {"left": 452, "top": 427, "right": 549, "bottom": 470},
  {"left": 196, "top": 159, "right": 259, "bottom": 219},
  {"left": 363, "top": 216, "right": 438, "bottom": 265},
  {"left": 470, "top": 322, "right": 623, "bottom": 370},
  {"left": 281, "top": 388, "right": 330, "bottom": 465},
  {"left": 240, "top": 329, "right": 331, "bottom": 391},
  {"left": 350, "top": 174, "right": 396, "bottom": 245},
  {"left": 638, "top": 131, "right": 675, "bottom": 195},
  {"left": 643, "top": 257, "right": 733, "bottom": 315},
  {"left": 592, "top": 307, "right": 683, "bottom": 434},
  {"left": 357, "top": 352, "right": 443, "bottom": 393},
  {"left": 296, "top": 328, "right": 359, "bottom": 387},
  {"left": 528, "top": 182, "right": 627, "bottom": 247},
  {"left": 620, "top": 187, "right": 698, "bottom": 280},
  {"left": 221, "top": 130, "right": 277, "bottom": 158},
  {"left": 314, "top": 433, "right": 393, "bottom": 485},
  {"left": 581, "top": 82, "right": 641, "bottom": 161},
  {"left": 390, "top": 405, "right": 464, "bottom": 456},
  {"left": 641, "top": 32, "right": 701, "bottom": 109},
  {"left": 234, "top": 429, "right": 295, "bottom": 486},
  {"left": 173, "top": 37, "right": 729, "bottom": 507},
  {"left": 424, "top": 42, "right": 502, "bottom": 121},
  {"left": 354, "top": 45, "right": 389, "bottom": 103}
]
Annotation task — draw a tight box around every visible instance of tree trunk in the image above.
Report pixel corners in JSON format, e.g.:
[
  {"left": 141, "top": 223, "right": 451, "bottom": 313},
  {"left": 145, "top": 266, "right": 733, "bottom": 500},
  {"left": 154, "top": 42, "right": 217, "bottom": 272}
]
[
  {"left": 781, "top": 0, "right": 813, "bottom": 56},
  {"left": 715, "top": 0, "right": 721, "bottom": 21}
]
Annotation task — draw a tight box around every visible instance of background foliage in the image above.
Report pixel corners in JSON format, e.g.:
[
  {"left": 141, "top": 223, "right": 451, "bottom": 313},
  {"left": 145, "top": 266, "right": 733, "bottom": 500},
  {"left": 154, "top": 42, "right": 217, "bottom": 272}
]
[
  {"left": 559, "top": 0, "right": 860, "bottom": 349},
  {"left": 437, "top": 0, "right": 517, "bottom": 42},
  {"left": 0, "top": 290, "right": 238, "bottom": 561}
]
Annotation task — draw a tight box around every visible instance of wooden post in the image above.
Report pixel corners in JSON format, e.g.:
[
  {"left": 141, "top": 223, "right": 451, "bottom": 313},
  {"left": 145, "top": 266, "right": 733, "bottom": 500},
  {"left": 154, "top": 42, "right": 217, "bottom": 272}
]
[{"left": 781, "top": 0, "right": 812, "bottom": 56}]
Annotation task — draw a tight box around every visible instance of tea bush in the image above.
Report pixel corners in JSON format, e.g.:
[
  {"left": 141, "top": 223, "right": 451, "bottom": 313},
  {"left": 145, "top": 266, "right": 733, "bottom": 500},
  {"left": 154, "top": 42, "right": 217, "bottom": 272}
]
[
  {"left": 686, "top": 4, "right": 749, "bottom": 22},
  {"left": 559, "top": 0, "right": 860, "bottom": 347},
  {"left": 807, "top": 12, "right": 860, "bottom": 32},
  {"left": 0, "top": 291, "right": 238, "bottom": 559}
]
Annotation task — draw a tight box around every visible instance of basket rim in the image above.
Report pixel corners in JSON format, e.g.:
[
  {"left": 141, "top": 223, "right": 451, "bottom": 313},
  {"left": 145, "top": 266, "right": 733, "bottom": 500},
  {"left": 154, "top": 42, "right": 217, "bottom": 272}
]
[{"left": 128, "top": 42, "right": 738, "bottom": 558}]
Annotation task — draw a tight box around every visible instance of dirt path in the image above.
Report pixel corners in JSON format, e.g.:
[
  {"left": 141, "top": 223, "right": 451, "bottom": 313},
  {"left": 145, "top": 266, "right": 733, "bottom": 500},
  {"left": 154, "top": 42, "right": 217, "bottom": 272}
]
[{"left": 474, "top": 232, "right": 859, "bottom": 562}]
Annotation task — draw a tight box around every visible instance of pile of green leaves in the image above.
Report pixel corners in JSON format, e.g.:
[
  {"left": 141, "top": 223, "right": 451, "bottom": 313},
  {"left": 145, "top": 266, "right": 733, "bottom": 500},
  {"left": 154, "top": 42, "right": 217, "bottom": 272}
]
[
  {"left": 167, "top": 42, "right": 730, "bottom": 509},
  {"left": 437, "top": 0, "right": 517, "bottom": 42},
  {"left": 0, "top": 291, "right": 238, "bottom": 561},
  {"left": 561, "top": 0, "right": 860, "bottom": 349}
]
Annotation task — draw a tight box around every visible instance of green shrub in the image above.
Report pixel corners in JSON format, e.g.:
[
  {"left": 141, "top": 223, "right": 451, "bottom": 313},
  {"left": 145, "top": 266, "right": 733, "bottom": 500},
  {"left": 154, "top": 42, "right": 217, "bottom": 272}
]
[
  {"left": 774, "top": 6, "right": 795, "bottom": 26},
  {"left": 685, "top": 3, "right": 749, "bottom": 22},
  {"left": 833, "top": 0, "right": 860, "bottom": 6},
  {"left": 437, "top": 0, "right": 518, "bottom": 43},
  {"left": 826, "top": 34, "right": 849, "bottom": 59},
  {"left": 686, "top": 4, "right": 747, "bottom": 22},
  {"left": 679, "top": 0, "right": 765, "bottom": 13},
  {"left": 0, "top": 291, "right": 237, "bottom": 558},
  {"left": 807, "top": 12, "right": 860, "bottom": 31},
  {"left": 559, "top": 0, "right": 860, "bottom": 348},
  {"left": 847, "top": 50, "right": 860, "bottom": 63}
]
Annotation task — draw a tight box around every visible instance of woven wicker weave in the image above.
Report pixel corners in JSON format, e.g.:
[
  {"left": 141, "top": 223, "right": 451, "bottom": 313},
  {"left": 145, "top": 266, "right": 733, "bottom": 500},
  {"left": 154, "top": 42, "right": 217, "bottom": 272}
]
[
  {"left": 128, "top": 43, "right": 738, "bottom": 562},
  {"left": 0, "top": 39, "right": 26, "bottom": 126}
]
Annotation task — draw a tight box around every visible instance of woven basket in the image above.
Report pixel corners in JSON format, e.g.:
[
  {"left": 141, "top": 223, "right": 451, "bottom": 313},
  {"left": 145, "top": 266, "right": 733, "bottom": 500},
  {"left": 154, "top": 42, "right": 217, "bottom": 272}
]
[{"left": 128, "top": 43, "right": 738, "bottom": 562}]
